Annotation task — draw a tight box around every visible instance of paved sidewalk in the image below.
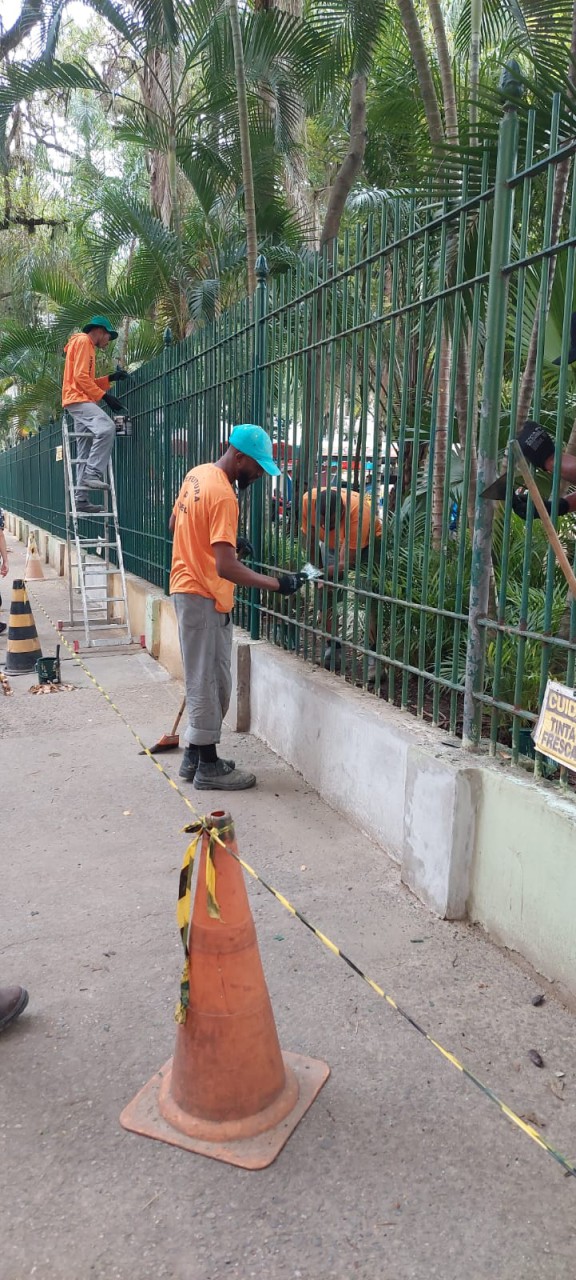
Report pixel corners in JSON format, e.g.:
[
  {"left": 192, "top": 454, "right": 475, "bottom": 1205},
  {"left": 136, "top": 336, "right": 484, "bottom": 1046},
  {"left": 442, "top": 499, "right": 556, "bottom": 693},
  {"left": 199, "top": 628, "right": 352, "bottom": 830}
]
[{"left": 1, "top": 533, "right": 576, "bottom": 1280}]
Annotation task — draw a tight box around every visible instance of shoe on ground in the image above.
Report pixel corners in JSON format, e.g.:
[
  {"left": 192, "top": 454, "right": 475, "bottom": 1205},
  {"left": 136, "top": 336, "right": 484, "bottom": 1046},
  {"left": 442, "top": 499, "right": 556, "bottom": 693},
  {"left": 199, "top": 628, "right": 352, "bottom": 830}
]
[
  {"left": 179, "top": 747, "right": 235, "bottom": 782},
  {"left": 194, "top": 759, "right": 256, "bottom": 791},
  {"left": 323, "top": 640, "right": 342, "bottom": 671},
  {"left": 0, "top": 620, "right": 6, "bottom": 635},
  {"left": 0, "top": 985, "right": 29, "bottom": 1032},
  {"left": 84, "top": 470, "right": 108, "bottom": 490},
  {"left": 76, "top": 497, "right": 103, "bottom": 513}
]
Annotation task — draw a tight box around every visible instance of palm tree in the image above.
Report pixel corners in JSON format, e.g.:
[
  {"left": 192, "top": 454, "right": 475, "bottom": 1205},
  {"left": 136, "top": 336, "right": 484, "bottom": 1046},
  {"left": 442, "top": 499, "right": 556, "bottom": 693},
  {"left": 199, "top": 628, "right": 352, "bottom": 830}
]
[{"left": 227, "top": 0, "right": 258, "bottom": 299}]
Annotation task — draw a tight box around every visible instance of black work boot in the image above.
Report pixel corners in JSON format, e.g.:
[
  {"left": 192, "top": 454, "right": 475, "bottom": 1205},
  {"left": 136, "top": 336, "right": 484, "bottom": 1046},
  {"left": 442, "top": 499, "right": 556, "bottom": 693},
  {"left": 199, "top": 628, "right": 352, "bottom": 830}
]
[
  {"left": 194, "top": 760, "right": 255, "bottom": 791},
  {"left": 0, "top": 986, "right": 29, "bottom": 1032},
  {"left": 84, "top": 469, "right": 108, "bottom": 489},
  {"left": 179, "top": 745, "right": 199, "bottom": 781},
  {"left": 179, "top": 746, "right": 236, "bottom": 782},
  {"left": 76, "top": 497, "right": 103, "bottom": 513}
]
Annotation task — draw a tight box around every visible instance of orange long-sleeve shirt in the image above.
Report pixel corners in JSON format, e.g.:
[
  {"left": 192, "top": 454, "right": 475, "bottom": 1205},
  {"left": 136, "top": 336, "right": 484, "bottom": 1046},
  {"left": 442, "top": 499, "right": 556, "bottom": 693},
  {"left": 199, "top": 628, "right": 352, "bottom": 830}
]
[{"left": 62, "top": 333, "right": 111, "bottom": 407}]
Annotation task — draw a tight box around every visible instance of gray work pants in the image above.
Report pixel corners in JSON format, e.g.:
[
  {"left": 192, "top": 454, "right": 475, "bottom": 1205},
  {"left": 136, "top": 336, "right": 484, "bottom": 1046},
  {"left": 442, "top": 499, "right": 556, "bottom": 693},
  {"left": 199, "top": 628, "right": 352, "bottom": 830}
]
[
  {"left": 172, "top": 593, "right": 233, "bottom": 746},
  {"left": 67, "top": 402, "right": 116, "bottom": 498}
]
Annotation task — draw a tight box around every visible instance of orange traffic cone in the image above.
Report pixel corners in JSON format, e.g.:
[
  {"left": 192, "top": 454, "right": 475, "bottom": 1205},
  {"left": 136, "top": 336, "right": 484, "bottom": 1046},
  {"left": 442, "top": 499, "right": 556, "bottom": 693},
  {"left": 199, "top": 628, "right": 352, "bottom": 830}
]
[
  {"left": 25, "top": 532, "right": 45, "bottom": 580},
  {"left": 5, "top": 580, "right": 42, "bottom": 675},
  {"left": 120, "top": 811, "right": 330, "bottom": 1169}
]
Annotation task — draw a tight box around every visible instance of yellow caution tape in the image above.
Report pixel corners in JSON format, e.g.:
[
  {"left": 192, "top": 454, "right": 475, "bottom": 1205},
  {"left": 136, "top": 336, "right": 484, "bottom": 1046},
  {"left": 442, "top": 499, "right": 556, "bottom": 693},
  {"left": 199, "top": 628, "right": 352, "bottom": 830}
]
[
  {"left": 174, "top": 820, "right": 227, "bottom": 1023},
  {"left": 29, "top": 587, "right": 576, "bottom": 1180}
]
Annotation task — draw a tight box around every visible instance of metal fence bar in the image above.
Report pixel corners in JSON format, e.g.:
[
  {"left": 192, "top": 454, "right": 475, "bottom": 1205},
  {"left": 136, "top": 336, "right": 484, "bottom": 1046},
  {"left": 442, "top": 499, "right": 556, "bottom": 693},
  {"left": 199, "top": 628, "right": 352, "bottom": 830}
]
[
  {"left": 3, "top": 96, "right": 576, "bottom": 795},
  {"left": 462, "top": 103, "right": 519, "bottom": 747}
]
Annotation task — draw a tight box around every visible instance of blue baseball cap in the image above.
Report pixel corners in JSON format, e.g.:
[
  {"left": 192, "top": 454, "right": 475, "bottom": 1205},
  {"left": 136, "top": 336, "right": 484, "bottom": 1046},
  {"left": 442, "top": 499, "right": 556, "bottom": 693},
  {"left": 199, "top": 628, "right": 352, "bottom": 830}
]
[{"left": 229, "top": 423, "right": 280, "bottom": 476}]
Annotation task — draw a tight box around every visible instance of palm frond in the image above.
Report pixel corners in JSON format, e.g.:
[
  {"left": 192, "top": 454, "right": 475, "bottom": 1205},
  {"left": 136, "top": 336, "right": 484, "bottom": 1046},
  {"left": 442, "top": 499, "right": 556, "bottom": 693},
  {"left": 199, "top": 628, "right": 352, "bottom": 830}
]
[{"left": 0, "top": 59, "right": 106, "bottom": 112}]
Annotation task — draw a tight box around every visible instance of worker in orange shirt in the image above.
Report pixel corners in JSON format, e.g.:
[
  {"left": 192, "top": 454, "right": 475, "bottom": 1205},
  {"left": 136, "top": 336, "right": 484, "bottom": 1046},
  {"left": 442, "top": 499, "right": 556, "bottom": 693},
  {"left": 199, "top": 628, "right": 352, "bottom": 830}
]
[
  {"left": 170, "top": 424, "right": 306, "bottom": 791},
  {"left": 62, "top": 315, "right": 129, "bottom": 513},
  {"left": 301, "top": 487, "right": 383, "bottom": 673}
]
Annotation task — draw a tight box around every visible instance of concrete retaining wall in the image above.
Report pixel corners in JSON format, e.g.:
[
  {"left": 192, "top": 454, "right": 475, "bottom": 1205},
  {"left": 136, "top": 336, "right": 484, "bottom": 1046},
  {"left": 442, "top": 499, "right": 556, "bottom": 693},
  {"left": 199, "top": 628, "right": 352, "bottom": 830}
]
[
  {"left": 247, "top": 638, "right": 478, "bottom": 917},
  {"left": 4, "top": 512, "right": 576, "bottom": 991},
  {"left": 468, "top": 769, "right": 576, "bottom": 990}
]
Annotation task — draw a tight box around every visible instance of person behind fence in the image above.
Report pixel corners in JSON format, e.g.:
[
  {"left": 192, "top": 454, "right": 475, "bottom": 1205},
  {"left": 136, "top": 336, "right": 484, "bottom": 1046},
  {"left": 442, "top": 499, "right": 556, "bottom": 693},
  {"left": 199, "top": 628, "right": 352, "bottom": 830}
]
[
  {"left": 300, "top": 486, "right": 382, "bottom": 674},
  {"left": 169, "top": 424, "right": 306, "bottom": 792},
  {"left": 512, "top": 420, "right": 576, "bottom": 519},
  {"left": 62, "top": 315, "right": 130, "bottom": 515}
]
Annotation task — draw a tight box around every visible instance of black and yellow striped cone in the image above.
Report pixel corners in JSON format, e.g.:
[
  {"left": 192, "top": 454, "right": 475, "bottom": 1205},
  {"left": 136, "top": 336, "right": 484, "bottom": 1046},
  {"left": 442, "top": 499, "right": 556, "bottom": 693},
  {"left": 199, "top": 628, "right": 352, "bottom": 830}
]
[{"left": 5, "top": 579, "right": 42, "bottom": 675}]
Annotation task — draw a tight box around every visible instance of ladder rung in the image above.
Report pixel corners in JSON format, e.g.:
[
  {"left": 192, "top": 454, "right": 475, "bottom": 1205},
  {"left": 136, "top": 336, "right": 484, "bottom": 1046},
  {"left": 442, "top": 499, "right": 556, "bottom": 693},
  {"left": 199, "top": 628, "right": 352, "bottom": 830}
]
[
  {"left": 62, "top": 433, "right": 130, "bottom": 648},
  {"left": 80, "top": 602, "right": 127, "bottom": 609},
  {"left": 71, "top": 504, "right": 113, "bottom": 514},
  {"left": 82, "top": 572, "right": 121, "bottom": 582},
  {"left": 86, "top": 637, "right": 132, "bottom": 647},
  {"left": 81, "top": 617, "right": 128, "bottom": 626}
]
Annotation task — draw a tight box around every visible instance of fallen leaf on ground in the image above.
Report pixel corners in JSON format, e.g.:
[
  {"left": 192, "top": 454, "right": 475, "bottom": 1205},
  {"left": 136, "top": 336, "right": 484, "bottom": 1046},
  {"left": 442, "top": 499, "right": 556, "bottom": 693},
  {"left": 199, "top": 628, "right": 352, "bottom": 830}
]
[
  {"left": 519, "top": 1110, "right": 546, "bottom": 1128},
  {"left": 28, "top": 682, "right": 76, "bottom": 694},
  {"left": 528, "top": 1049, "right": 545, "bottom": 1068}
]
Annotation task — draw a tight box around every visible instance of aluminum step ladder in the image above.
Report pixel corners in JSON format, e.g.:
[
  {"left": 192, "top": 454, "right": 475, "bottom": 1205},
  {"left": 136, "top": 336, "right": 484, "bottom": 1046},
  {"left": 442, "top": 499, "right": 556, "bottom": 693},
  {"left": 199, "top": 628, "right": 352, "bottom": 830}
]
[{"left": 61, "top": 413, "right": 132, "bottom": 648}]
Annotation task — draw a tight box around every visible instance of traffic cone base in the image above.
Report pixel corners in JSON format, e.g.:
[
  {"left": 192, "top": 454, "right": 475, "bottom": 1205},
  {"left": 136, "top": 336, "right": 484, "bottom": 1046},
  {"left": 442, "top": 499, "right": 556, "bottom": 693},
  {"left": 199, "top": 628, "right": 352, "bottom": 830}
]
[
  {"left": 120, "top": 1051, "right": 330, "bottom": 1170},
  {"left": 120, "top": 811, "right": 330, "bottom": 1169}
]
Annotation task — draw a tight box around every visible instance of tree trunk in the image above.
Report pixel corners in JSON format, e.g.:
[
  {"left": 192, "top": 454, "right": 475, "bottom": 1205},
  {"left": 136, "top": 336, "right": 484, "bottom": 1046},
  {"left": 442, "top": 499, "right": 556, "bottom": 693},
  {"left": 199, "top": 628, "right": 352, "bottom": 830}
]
[
  {"left": 469, "top": 0, "right": 482, "bottom": 147},
  {"left": 395, "top": 0, "right": 445, "bottom": 156},
  {"left": 252, "top": 0, "right": 311, "bottom": 237},
  {"left": 515, "top": 157, "right": 572, "bottom": 431},
  {"left": 140, "top": 52, "right": 175, "bottom": 230},
  {"left": 319, "top": 73, "right": 367, "bottom": 249},
  {"left": 453, "top": 331, "right": 479, "bottom": 531},
  {"left": 228, "top": 0, "right": 258, "bottom": 300},
  {"left": 253, "top": 0, "right": 302, "bottom": 13},
  {"left": 294, "top": 75, "right": 368, "bottom": 511},
  {"left": 426, "top": 0, "right": 458, "bottom": 143},
  {"left": 432, "top": 329, "right": 451, "bottom": 549},
  {"left": 516, "top": 6, "right": 576, "bottom": 430},
  {"left": 116, "top": 238, "right": 137, "bottom": 366}
]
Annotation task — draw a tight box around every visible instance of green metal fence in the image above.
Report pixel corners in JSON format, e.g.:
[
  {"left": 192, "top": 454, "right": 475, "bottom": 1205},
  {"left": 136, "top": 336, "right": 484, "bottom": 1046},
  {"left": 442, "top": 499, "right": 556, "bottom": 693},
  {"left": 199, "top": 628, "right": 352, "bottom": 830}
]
[
  {"left": 3, "top": 96, "right": 576, "bottom": 787},
  {"left": 469, "top": 100, "right": 576, "bottom": 789}
]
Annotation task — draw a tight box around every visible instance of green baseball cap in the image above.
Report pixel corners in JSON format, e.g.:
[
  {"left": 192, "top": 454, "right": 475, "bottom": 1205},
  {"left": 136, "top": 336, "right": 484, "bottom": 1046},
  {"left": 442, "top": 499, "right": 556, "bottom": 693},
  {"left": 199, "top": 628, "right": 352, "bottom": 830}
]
[
  {"left": 82, "top": 315, "right": 119, "bottom": 339},
  {"left": 229, "top": 424, "right": 280, "bottom": 476}
]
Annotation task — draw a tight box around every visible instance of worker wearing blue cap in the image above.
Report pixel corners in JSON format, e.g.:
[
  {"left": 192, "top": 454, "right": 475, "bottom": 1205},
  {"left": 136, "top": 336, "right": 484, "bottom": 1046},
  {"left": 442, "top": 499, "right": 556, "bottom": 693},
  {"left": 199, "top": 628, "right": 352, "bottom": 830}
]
[{"left": 169, "top": 424, "right": 306, "bottom": 791}]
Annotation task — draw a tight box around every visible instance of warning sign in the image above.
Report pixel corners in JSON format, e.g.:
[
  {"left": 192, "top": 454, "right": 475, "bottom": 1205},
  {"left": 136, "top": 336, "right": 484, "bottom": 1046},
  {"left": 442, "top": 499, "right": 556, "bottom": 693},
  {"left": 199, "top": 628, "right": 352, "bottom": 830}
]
[{"left": 533, "top": 680, "right": 576, "bottom": 772}]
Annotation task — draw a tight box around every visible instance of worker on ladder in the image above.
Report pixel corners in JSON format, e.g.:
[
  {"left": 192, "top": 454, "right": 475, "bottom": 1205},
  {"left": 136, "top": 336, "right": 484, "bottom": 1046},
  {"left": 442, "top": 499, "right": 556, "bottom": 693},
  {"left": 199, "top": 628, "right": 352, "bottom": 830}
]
[{"left": 62, "top": 315, "right": 129, "bottom": 514}]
